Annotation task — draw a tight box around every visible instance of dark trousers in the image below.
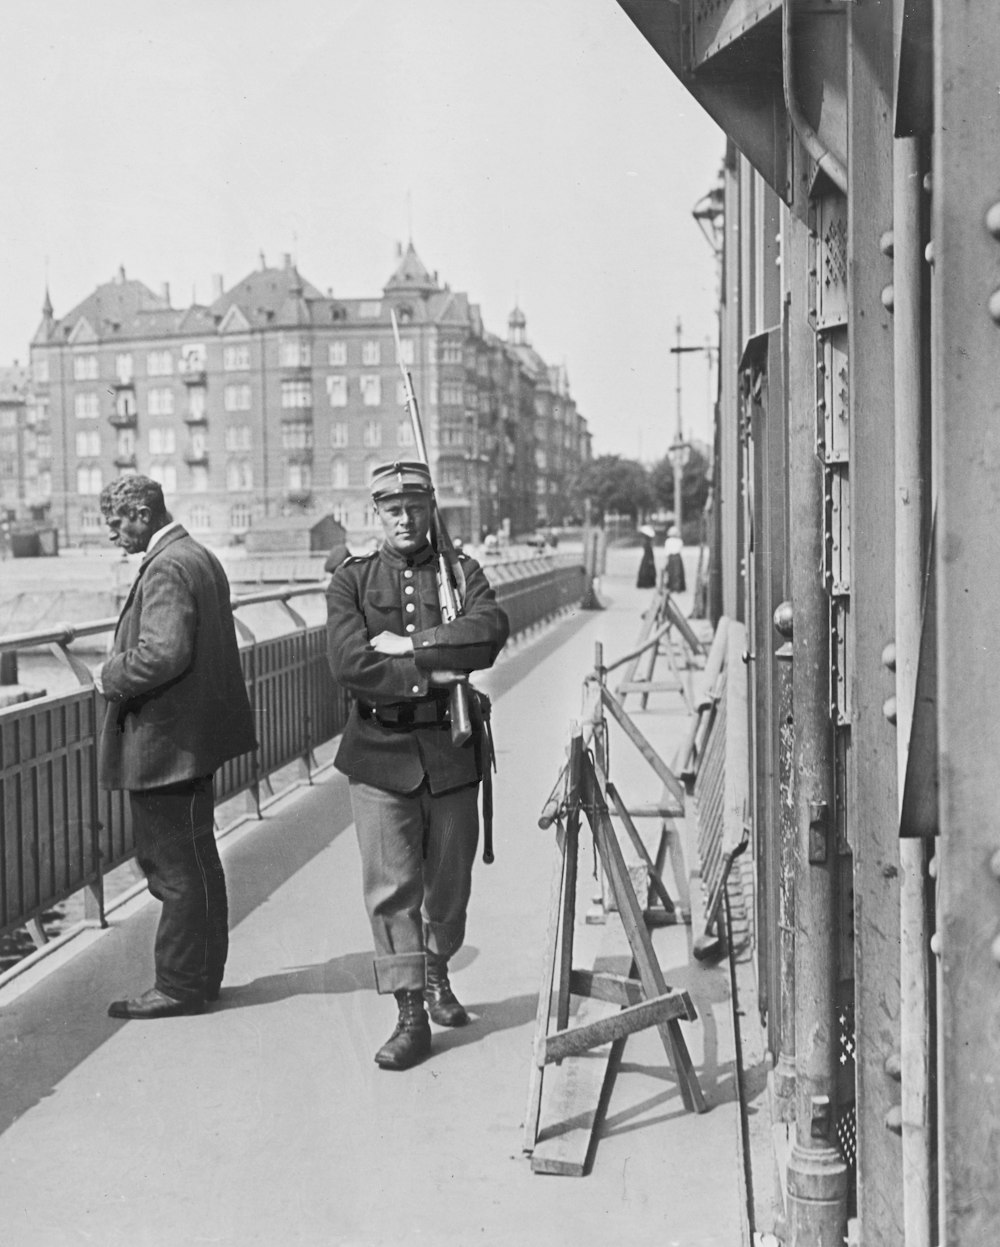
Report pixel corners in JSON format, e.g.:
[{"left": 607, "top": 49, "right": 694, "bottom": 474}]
[{"left": 129, "top": 775, "right": 227, "bottom": 1004}]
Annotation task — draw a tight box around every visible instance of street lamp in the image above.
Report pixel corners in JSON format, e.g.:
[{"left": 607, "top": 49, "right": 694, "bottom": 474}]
[{"left": 668, "top": 317, "right": 699, "bottom": 536}]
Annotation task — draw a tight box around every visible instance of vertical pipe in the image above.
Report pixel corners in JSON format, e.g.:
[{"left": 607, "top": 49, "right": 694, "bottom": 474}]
[
  {"left": 892, "top": 136, "right": 933, "bottom": 1247},
  {"left": 773, "top": 626, "right": 796, "bottom": 1120},
  {"left": 784, "top": 216, "right": 848, "bottom": 1247}
]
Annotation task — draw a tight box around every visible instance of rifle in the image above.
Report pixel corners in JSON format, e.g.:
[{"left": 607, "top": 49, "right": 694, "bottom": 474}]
[{"left": 390, "top": 308, "right": 473, "bottom": 747}]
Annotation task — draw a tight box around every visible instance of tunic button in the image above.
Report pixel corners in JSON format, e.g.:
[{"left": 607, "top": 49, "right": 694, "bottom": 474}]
[
  {"left": 405, "top": 585, "right": 414, "bottom": 595},
  {"left": 411, "top": 684, "right": 420, "bottom": 693},
  {"left": 405, "top": 624, "right": 415, "bottom": 633},
  {"left": 403, "top": 570, "right": 413, "bottom": 579},
  {"left": 405, "top": 603, "right": 415, "bottom": 613}
]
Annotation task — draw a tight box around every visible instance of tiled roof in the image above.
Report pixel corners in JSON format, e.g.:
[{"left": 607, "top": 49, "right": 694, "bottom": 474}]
[{"left": 383, "top": 242, "right": 439, "bottom": 296}]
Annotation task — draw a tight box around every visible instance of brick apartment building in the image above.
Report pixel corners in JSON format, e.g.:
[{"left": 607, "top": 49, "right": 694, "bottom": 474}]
[{"left": 26, "top": 243, "right": 590, "bottom": 547}]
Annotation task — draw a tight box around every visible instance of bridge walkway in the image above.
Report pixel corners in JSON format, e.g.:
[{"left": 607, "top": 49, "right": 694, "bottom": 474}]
[{"left": 0, "top": 547, "right": 744, "bottom": 1247}]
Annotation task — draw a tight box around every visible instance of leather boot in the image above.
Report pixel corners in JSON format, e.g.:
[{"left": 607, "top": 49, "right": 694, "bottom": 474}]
[
  {"left": 374, "top": 989, "right": 431, "bottom": 1070},
  {"left": 424, "top": 955, "right": 469, "bottom": 1027}
]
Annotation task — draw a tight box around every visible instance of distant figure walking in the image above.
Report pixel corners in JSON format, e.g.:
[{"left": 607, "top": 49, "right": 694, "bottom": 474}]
[
  {"left": 664, "top": 524, "right": 686, "bottom": 593},
  {"left": 636, "top": 525, "right": 657, "bottom": 589}
]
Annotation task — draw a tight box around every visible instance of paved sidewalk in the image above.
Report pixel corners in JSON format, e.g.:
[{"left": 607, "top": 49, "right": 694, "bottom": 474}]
[{"left": 0, "top": 547, "right": 744, "bottom": 1247}]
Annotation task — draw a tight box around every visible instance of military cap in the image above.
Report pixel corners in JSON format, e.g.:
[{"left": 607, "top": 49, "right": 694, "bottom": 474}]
[{"left": 370, "top": 460, "right": 434, "bottom": 500}]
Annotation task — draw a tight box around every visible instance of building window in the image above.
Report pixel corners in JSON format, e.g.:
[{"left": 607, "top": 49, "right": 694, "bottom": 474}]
[
  {"left": 397, "top": 338, "right": 415, "bottom": 366},
  {"left": 286, "top": 461, "right": 312, "bottom": 491},
  {"left": 73, "top": 354, "right": 98, "bottom": 381},
  {"left": 225, "top": 424, "right": 252, "bottom": 452},
  {"left": 148, "top": 388, "right": 174, "bottom": 416},
  {"left": 280, "top": 339, "right": 312, "bottom": 368},
  {"left": 326, "top": 375, "right": 348, "bottom": 407},
  {"left": 38, "top": 469, "right": 52, "bottom": 497},
  {"left": 188, "top": 505, "right": 211, "bottom": 531},
  {"left": 190, "top": 465, "right": 209, "bottom": 492},
  {"left": 79, "top": 507, "right": 102, "bottom": 531},
  {"left": 226, "top": 459, "right": 254, "bottom": 491},
  {"left": 76, "top": 465, "right": 102, "bottom": 494},
  {"left": 188, "top": 387, "right": 207, "bottom": 420},
  {"left": 147, "top": 351, "right": 173, "bottom": 376},
  {"left": 362, "top": 340, "right": 381, "bottom": 366},
  {"left": 440, "top": 426, "right": 466, "bottom": 449},
  {"left": 441, "top": 384, "right": 463, "bottom": 407},
  {"left": 149, "top": 426, "right": 176, "bottom": 455},
  {"left": 224, "top": 384, "right": 252, "bottom": 411},
  {"left": 281, "top": 379, "right": 312, "bottom": 409},
  {"left": 331, "top": 457, "right": 349, "bottom": 489},
  {"left": 75, "top": 430, "right": 101, "bottom": 457},
  {"left": 397, "top": 421, "right": 415, "bottom": 448},
  {"left": 115, "top": 391, "right": 137, "bottom": 418},
  {"left": 230, "top": 503, "right": 252, "bottom": 530},
  {"left": 360, "top": 375, "right": 381, "bottom": 407},
  {"left": 328, "top": 341, "right": 347, "bottom": 367},
  {"left": 74, "top": 392, "right": 99, "bottom": 419},
  {"left": 281, "top": 421, "right": 313, "bottom": 450},
  {"left": 115, "top": 354, "right": 134, "bottom": 383},
  {"left": 440, "top": 343, "right": 462, "bottom": 365},
  {"left": 179, "top": 344, "right": 206, "bottom": 374},
  {"left": 223, "top": 344, "right": 251, "bottom": 371},
  {"left": 149, "top": 462, "right": 177, "bottom": 493},
  {"left": 117, "top": 429, "right": 136, "bottom": 458},
  {"left": 362, "top": 420, "right": 382, "bottom": 448},
  {"left": 330, "top": 421, "right": 348, "bottom": 448},
  {"left": 32, "top": 357, "right": 50, "bottom": 385},
  {"left": 36, "top": 433, "right": 52, "bottom": 459}
]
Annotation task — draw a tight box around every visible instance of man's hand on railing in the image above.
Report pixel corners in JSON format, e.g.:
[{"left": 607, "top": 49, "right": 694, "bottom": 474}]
[{"left": 369, "top": 631, "right": 413, "bottom": 656}]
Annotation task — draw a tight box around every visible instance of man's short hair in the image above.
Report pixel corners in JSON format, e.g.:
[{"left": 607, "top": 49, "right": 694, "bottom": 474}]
[{"left": 99, "top": 475, "right": 168, "bottom": 520}]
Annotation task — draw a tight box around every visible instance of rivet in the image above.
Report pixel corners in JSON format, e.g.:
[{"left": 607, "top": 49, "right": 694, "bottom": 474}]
[
  {"left": 883, "top": 696, "right": 897, "bottom": 725},
  {"left": 882, "top": 641, "right": 896, "bottom": 671},
  {"left": 990, "top": 849, "right": 1000, "bottom": 879},
  {"left": 992, "top": 933, "right": 1000, "bottom": 965},
  {"left": 986, "top": 203, "right": 1000, "bottom": 240},
  {"left": 924, "top": 241, "right": 934, "bottom": 266},
  {"left": 930, "top": 932, "right": 942, "bottom": 956},
  {"left": 922, "top": 171, "right": 933, "bottom": 194},
  {"left": 774, "top": 601, "right": 794, "bottom": 638},
  {"left": 881, "top": 285, "right": 895, "bottom": 312},
  {"left": 928, "top": 855, "right": 938, "bottom": 879},
  {"left": 989, "top": 289, "right": 1000, "bottom": 325},
  {"left": 885, "top": 1106, "right": 903, "bottom": 1135},
  {"left": 884, "top": 1052, "right": 902, "bottom": 1081},
  {"left": 879, "top": 230, "right": 894, "bottom": 257}
]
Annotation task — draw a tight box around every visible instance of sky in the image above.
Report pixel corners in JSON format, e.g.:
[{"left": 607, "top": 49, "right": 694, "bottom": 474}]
[{"left": 0, "top": 0, "right": 724, "bottom": 460}]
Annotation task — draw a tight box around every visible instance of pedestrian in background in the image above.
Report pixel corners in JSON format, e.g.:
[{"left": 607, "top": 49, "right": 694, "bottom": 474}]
[
  {"left": 95, "top": 476, "right": 257, "bottom": 1019},
  {"left": 664, "top": 523, "right": 686, "bottom": 593},
  {"left": 636, "top": 524, "right": 657, "bottom": 588},
  {"left": 325, "top": 461, "right": 509, "bottom": 1070}
]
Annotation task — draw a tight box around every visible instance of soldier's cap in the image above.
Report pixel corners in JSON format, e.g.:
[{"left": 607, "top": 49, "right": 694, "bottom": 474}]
[{"left": 370, "top": 460, "right": 434, "bottom": 501}]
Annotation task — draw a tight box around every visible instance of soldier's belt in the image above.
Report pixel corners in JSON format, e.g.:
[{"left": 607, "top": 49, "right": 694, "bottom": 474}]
[{"left": 359, "top": 700, "right": 450, "bottom": 728}]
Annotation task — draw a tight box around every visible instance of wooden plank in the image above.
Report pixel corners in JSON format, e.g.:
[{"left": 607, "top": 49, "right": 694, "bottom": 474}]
[
  {"left": 604, "top": 778, "right": 677, "bottom": 916},
  {"left": 600, "top": 686, "right": 685, "bottom": 806},
  {"left": 569, "top": 968, "right": 643, "bottom": 1007},
  {"left": 541, "top": 991, "right": 696, "bottom": 1064}
]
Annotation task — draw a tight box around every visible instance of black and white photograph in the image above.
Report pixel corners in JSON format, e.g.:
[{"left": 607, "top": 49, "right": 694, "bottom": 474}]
[{"left": 0, "top": 1, "right": 985, "bottom": 1245}]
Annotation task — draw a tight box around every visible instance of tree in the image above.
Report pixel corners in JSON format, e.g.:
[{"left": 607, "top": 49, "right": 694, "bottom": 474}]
[{"left": 568, "top": 455, "right": 652, "bottom": 522}]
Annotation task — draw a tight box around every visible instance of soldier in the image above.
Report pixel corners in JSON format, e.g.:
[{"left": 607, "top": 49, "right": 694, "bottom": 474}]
[{"left": 326, "top": 461, "right": 509, "bottom": 1070}]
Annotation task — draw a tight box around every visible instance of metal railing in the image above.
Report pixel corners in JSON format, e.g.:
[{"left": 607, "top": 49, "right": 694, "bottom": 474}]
[{"left": 0, "top": 560, "right": 586, "bottom": 944}]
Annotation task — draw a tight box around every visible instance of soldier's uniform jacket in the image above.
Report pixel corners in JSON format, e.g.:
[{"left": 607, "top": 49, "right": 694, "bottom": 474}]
[{"left": 326, "top": 541, "right": 509, "bottom": 794}]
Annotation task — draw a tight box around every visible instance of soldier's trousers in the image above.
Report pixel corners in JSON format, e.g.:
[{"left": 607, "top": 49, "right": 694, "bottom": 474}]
[{"left": 349, "top": 777, "right": 480, "bottom": 994}]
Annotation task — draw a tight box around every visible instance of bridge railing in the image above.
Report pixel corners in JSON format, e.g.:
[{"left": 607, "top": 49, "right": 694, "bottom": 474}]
[{"left": 0, "top": 559, "right": 586, "bottom": 946}]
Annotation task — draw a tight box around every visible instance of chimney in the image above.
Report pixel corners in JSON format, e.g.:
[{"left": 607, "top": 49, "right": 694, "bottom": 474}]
[
  {"left": 161, "top": 281, "right": 171, "bottom": 305},
  {"left": 116, "top": 265, "right": 126, "bottom": 284},
  {"left": 212, "top": 274, "right": 225, "bottom": 300},
  {"left": 283, "top": 252, "right": 292, "bottom": 269}
]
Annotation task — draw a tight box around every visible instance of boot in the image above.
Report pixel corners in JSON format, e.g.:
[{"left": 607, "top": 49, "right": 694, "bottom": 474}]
[
  {"left": 424, "top": 955, "right": 469, "bottom": 1027},
  {"left": 374, "top": 989, "right": 431, "bottom": 1070}
]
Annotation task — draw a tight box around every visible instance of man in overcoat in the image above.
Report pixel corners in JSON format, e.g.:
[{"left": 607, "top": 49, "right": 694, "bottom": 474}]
[
  {"left": 326, "top": 461, "right": 509, "bottom": 1069},
  {"left": 96, "top": 476, "right": 257, "bottom": 1018}
]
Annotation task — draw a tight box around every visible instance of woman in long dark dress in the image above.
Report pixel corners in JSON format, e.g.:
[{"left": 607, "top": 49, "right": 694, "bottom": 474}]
[
  {"left": 636, "top": 524, "right": 657, "bottom": 588},
  {"left": 664, "top": 525, "right": 686, "bottom": 592}
]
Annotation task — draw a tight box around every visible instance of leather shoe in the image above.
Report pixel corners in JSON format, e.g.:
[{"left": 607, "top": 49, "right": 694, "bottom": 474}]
[
  {"left": 108, "top": 987, "right": 206, "bottom": 1019},
  {"left": 375, "top": 989, "right": 431, "bottom": 1070},
  {"left": 425, "top": 957, "right": 469, "bottom": 1027}
]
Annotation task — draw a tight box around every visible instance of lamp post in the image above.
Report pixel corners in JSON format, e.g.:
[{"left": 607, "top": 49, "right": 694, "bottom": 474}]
[{"left": 668, "top": 317, "right": 698, "bottom": 535}]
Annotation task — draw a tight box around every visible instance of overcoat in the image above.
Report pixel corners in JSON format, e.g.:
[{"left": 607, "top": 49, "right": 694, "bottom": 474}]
[
  {"left": 326, "top": 542, "right": 509, "bottom": 794},
  {"left": 98, "top": 526, "right": 257, "bottom": 791}
]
